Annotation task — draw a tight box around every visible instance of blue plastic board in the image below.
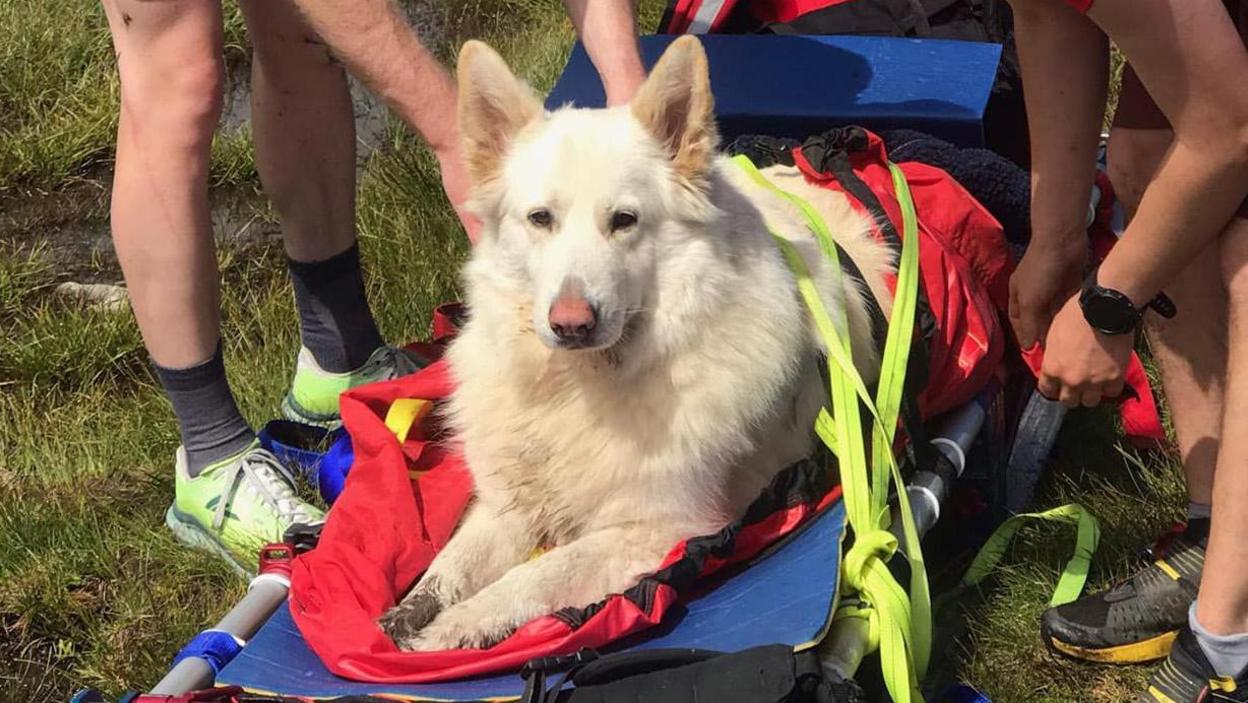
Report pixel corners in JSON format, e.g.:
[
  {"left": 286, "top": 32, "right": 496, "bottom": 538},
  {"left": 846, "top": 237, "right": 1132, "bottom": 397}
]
[
  {"left": 216, "top": 500, "right": 846, "bottom": 701},
  {"left": 546, "top": 34, "right": 1003, "bottom": 147}
]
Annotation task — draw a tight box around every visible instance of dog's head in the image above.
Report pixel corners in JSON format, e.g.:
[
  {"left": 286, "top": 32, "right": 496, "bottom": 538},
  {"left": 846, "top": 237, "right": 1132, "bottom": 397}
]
[{"left": 456, "top": 36, "right": 719, "bottom": 352}]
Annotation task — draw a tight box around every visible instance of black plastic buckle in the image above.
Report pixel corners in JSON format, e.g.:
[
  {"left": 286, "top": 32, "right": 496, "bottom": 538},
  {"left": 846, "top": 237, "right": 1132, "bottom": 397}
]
[
  {"left": 283, "top": 522, "right": 323, "bottom": 554},
  {"left": 521, "top": 648, "right": 599, "bottom": 680},
  {"left": 520, "top": 648, "right": 600, "bottom": 703}
]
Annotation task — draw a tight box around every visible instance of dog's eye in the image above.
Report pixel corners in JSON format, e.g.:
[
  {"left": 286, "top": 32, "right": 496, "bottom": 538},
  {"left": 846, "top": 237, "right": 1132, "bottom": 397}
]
[
  {"left": 528, "top": 209, "right": 553, "bottom": 228},
  {"left": 610, "top": 211, "right": 638, "bottom": 232}
]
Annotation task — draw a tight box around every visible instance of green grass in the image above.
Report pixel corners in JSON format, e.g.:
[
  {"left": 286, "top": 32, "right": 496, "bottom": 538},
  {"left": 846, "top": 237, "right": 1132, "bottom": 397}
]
[{"left": 0, "top": 2, "right": 1193, "bottom": 701}]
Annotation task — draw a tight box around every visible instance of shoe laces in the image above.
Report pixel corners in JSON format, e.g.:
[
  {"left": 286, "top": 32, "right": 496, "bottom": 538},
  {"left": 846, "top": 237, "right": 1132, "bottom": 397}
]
[{"left": 212, "top": 450, "right": 322, "bottom": 531}]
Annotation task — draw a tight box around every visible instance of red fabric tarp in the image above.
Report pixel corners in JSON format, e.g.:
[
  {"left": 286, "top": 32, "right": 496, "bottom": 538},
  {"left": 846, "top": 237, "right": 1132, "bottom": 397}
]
[{"left": 287, "top": 348, "right": 841, "bottom": 683}]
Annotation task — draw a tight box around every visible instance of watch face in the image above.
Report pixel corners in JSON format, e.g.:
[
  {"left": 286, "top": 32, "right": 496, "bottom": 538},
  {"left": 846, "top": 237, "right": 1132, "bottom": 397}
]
[{"left": 1083, "top": 292, "right": 1138, "bottom": 334}]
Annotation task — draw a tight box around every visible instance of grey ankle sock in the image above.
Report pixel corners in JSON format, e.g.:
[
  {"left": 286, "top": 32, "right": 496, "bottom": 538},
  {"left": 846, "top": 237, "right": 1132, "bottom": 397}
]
[
  {"left": 287, "top": 243, "right": 384, "bottom": 373},
  {"left": 152, "top": 341, "right": 255, "bottom": 478},
  {"left": 1189, "top": 501, "right": 1213, "bottom": 521},
  {"left": 1190, "top": 603, "right": 1248, "bottom": 678}
]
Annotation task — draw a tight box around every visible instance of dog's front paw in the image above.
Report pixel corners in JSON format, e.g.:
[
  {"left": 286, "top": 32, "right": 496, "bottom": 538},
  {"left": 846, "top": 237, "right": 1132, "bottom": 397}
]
[
  {"left": 378, "top": 587, "right": 444, "bottom": 644},
  {"left": 394, "top": 600, "right": 519, "bottom": 652}
]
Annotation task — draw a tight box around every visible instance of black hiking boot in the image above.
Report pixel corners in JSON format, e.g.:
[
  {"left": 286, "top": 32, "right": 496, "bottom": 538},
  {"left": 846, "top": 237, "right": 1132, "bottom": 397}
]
[
  {"left": 1042, "top": 519, "right": 1208, "bottom": 664},
  {"left": 1138, "top": 624, "right": 1248, "bottom": 702}
]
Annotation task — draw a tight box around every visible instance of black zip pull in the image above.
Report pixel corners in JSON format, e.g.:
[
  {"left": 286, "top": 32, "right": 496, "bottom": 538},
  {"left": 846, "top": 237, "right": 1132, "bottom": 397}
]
[{"left": 520, "top": 648, "right": 600, "bottom": 703}]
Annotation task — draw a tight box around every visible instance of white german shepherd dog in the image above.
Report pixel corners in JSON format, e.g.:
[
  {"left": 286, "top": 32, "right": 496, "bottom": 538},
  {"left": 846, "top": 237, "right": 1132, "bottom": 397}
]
[{"left": 378, "top": 35, "right": 894, "bottom": 652}]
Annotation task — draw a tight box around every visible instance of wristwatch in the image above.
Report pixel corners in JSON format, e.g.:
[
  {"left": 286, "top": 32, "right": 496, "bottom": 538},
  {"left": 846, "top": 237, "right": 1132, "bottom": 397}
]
[{"left": 1079, "top": 268, "right": 1177, "bottom": 336}]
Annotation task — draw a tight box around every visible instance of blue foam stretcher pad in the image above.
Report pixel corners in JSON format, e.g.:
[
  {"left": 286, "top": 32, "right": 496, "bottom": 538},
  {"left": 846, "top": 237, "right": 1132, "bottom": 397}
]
[
  {"left": 546, "top": 34, "right": 1003, "bottom": 148},
  {"left": 216, "top": 500, "right": 846, "bottom": 701}
]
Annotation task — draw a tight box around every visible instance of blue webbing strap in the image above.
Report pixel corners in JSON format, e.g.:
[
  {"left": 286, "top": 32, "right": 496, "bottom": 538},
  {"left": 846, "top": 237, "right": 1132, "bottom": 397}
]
[{"left": 170, "top": 629, "right": 245, "bottom": 675}]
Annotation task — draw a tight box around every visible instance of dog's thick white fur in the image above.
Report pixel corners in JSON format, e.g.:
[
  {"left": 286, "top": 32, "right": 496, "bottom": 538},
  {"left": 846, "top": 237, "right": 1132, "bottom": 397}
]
[{"left": 377, "top": 36, "right": 894, "bottom": 652}]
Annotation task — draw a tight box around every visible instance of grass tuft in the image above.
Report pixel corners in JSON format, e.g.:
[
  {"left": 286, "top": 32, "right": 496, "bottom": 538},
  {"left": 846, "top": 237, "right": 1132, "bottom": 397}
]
[{"left": 0, "top": 0, "right": 119, "bottom": 193}]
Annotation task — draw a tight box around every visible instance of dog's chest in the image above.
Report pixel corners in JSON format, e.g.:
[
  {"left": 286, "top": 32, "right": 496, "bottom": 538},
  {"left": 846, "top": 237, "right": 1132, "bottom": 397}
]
[
  {"left": 452, "top": 357, "right": 742, "bottom": 544},
  {"left": 476, "top": 387, "right": 670, "bottom": 537},
  {"left": 482, "top": 435, "right": 594, "bottom": 545}
]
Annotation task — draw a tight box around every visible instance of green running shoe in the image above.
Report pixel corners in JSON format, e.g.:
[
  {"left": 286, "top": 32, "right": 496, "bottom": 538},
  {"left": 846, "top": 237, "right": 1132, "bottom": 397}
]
[
  {"left": 281, "top": 346, "right": 425, "bottom": 429},
  {"left": 1042, "top": 519, "right": 1208, "bottom": 665},
  {"left": 1138, "top": 624, "right": 1248, "bottom": 702},
  {"left": 165, "top": 442, "right": 325, "bottom": 574}
]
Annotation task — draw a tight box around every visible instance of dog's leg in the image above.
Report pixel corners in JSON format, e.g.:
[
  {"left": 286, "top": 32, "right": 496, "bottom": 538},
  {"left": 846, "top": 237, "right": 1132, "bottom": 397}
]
[
  {"left": 378, "top": 501, "right": 538, "bottom": 643},
  {"left": 397, "top": 524, "right": 687, "bottom": 651}
]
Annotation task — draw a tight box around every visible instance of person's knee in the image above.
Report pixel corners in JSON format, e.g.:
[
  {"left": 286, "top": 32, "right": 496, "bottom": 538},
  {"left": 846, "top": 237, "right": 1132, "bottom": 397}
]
[
  {"left": 1106, "top": 128, "right": 1171, "bottom": 213},
  {"left": 1233, "top": 123, "right": 1248, "bottom": 170},
  {"left": 1219, "top": 219, "right": 1248, "bottom": 301},
  {"left": 120, "top": 55, "right": 224, "bottom": 151},
  {"left": 168, "top": 58, "right": 226, "bottom": 131}
]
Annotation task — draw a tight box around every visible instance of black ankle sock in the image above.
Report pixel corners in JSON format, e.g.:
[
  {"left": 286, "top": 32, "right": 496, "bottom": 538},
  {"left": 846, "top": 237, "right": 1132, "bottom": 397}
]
[
  {"left": 1185, "top": 517, "right": 1212, "bottom": 547},
  {"left": 152, "top": 341, "right": 255, "bottom": 478},
  {"left": 286, "top": 243, "right": 384, "bottom": 373}
]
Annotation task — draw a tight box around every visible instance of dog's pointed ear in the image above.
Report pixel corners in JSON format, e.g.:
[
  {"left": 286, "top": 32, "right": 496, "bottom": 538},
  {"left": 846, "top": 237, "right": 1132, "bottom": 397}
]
[
  {"left": 457, "top": 40, "right": 544, "bottom": 186},
  {"left": 629, "top": 35, "right": 717, "bottom": 180}
]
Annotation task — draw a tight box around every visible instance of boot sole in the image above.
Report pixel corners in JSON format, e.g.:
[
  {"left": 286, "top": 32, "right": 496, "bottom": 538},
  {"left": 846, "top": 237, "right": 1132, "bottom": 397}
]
[
  {"left": 280, "top": 393, "right": 343, "bottom": 431},
  {"left": 1042, "top": 622, "right": 1177, "bottom": 665},
  {"left": 165, "top": 505, "right": 253, "bottom": 578}
]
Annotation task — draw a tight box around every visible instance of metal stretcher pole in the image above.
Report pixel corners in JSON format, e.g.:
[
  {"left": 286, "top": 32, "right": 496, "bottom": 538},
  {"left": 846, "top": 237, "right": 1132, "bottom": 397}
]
[
  {"left": 819, "top": 391, "right": 991, "bottom": 682},
  {"left": 147, "top": 545, "right": 295, "bottom": 696}
]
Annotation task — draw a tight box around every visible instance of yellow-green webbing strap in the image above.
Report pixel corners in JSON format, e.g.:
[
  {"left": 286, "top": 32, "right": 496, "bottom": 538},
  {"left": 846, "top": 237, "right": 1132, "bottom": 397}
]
[
  {"left": 876, "top": 163, "right": 931, "bottom": 681},
  {"left": 958, "top": 504, "right": 1101, "bottom": 607},
  {"left": 730, "top": 155, "right": 930, "bottom": 702}
]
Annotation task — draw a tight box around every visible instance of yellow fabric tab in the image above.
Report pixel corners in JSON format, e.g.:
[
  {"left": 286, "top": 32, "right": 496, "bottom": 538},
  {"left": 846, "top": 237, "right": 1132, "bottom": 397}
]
[
  {"left": 1213, "top": 676, "right": 1239, "bottom": 693},
  {"left": 384, "top": 398, "right": 431, "bottom": 444},
  {"left": 1155, "top": 559, "right": 1182, "bottom": 582}
]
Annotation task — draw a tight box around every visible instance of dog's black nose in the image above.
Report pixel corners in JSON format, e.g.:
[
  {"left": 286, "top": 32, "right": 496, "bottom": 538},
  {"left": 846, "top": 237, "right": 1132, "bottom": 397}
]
[
  {"left": 551, "top": 319, "right": 596, "bottom": 342},
  {"left": 549, "top": 296, "right": 598, "bottom": 343}
]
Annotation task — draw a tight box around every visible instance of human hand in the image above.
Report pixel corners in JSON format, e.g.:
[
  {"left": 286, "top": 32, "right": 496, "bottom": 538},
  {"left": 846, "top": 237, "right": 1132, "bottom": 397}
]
[
  {"left": 1037, "top": 293, "right": 1134, "bottom": 408},
  {"left": 1009, "top": 240, "right": 1088, "bottom": 349},
  {"left": 435, "top": 140, "right": 482, "bottom": 244}
]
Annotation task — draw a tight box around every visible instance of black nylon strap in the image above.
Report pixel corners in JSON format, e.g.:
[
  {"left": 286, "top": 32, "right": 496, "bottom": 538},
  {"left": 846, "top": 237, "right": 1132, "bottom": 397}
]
[
  {"left": 799, "top": 127, "right": 939, "bottom": 473},
  {"left": 905, "top": 0, "right": 933, "bottom": 34},
  {"left": 557, "top": 644, "right": 801, "bottom": 702},
  {"left": 724, "top": 134, "right": 885, "bottom": 348},
  {"left": 571, "top": 648, "right": 720, "bottom": 686}
]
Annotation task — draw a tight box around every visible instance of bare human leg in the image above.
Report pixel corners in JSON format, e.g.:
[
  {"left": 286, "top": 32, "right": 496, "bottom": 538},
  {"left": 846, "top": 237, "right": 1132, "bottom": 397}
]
[{"left": 1109, "top": 66, "right": 1227, "bottom": 511}]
